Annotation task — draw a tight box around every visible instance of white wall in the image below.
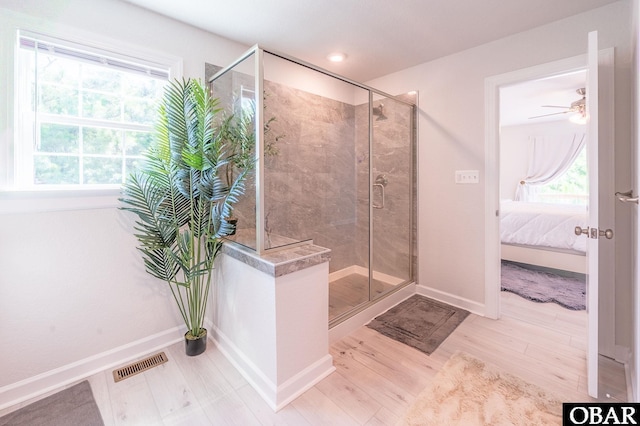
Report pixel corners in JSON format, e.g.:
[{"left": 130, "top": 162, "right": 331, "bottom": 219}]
[
  {"left": 0, "top": 0, "right": 248, "bottom": 398},
  {"left": 212, "top": 254, "right": 334, "bottom": 410},
  {"left": 263, "top": 52, "right": 366, "bottom": 105},
  {"left": 368, "top": 0, "right": 634, "bottom": 346}
]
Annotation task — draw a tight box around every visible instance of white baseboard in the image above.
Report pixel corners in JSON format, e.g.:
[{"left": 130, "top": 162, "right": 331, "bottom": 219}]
[
  {"left": 615, "top": 345, "right": 631, "bottom": 364},
  {"left": 209, "top": 323, "right": 334, "bottom": 411},
  {"left": 416, "top": 284, "right": 486, "bottom": 317},
  {"left": 627, "top": 360, "right": 638, "bottom": 403},
  {"left": 329, "top": 283, "right": 416, "bottom": 344},
  {"left": 329, "top": 265, "right": 404, "bottom": 286},
  {"left": 274, "top": 355, "right": 335, "bottom": 411},
  {"left": 613, "top": 345, "right": 634, "bottom": 402},
  {"left": 0, "top": 326, "right": 184, "bottom": 411},
  {"left": 624, "top": 360, "right": 635, "bottom": 403},
  {"left": 208, "top": 324, "right": 277, "bottom": 407}
]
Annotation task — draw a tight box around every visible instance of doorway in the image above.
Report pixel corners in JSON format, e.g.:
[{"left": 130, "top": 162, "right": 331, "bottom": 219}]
[
  {"left": 498, "top": 69, "right": 588, "bottom": 319},
  {"left": 485, "top": 50, "right": 619, "bottom": 398}
]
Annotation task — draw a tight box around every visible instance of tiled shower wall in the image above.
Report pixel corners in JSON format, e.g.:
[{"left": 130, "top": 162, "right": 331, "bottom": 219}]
[
  {"left": 263, "top": 84, "right": 414, "bottom": 279},
  {"left": 262, "top": 81, "right": 359, "bottom": 273},
  {"left": 207, "top": 63, "right": 415, "bottom": 280}
]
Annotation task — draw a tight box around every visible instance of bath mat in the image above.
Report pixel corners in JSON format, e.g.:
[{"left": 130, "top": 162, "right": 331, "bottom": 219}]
[
  {"left": 0, "top": 380, "right": 104, "bottom": 426},
  {"left": 501, "top": 261, "right": 586, "bottom": 310},
  {"left": 367, "top": 295, "right": 469, "bottom": 355},
  {"left": 397, "top": 351, "right": 562, "bottom": 425}
]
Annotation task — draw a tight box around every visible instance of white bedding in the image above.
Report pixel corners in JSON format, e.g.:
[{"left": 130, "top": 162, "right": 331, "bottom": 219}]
[{"left": 500, "top": 201, "right": 587, "bottom": 254}]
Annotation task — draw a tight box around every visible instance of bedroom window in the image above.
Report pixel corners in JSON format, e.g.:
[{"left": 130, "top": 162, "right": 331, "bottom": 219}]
[
  {"left": 535, "top": 146, "right": 588, "bottom": 205},
  {"left": 13, "top": 32, "right": 170, "bottom": 189}
]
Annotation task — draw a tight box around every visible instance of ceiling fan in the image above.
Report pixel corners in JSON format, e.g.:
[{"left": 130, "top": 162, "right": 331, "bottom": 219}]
[{"left": 528, "top": 87, "right": 586, "bottom": 121}]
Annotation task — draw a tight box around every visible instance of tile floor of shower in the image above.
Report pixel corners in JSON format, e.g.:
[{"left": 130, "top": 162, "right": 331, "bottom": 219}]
[{"left": 328, "top": 273, "right": 395, "bottom": 321}]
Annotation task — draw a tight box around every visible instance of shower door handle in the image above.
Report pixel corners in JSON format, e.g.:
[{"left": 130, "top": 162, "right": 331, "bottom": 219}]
[
  {"left": 373, "top": 183, "right": 385, "bottom": 209},
  {"left": 373, "top": 174, "right": 388, "bottom": 209}
]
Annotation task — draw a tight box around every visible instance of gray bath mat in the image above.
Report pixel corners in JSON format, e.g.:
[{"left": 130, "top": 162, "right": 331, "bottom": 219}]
[
  {"left": 0, "top": 380, "right": 104, "bottom": 426},
  {"left": 501, "top": 261, "right": 586, "bottom": 310},
  {"left": 367, "top": 295, "right": 469, "bottom": 355}
]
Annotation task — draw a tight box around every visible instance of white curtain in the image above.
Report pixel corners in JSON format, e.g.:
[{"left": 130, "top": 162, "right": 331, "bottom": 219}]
[{"left": 514, "top": 133, "right": 586, "bottom": 201}]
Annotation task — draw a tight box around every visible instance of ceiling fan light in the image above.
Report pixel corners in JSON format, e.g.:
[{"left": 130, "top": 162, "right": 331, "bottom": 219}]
[{"left": 570, "top": 112, "right": 587, "bottom": 125}]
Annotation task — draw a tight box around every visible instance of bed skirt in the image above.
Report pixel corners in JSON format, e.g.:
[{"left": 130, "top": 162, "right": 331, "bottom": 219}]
[{"left": 501, "top": 243, "right": 586, "bottom": 274}]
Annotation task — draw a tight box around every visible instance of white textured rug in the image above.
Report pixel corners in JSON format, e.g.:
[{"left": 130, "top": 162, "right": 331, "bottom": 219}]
[{"left": 398, "top": 351, "right": 562, "bottom": 426}]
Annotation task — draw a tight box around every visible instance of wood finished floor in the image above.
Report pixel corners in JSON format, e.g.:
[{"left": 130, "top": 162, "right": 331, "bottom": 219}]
[{"left": 1, "top": 292, "right": 627, "bottom": 425}]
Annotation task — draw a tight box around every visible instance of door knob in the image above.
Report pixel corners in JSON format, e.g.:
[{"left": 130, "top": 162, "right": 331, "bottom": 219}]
[
  {"left": 574, "top": 226, "right": 613, "bottom": 239},
  {"left": 600, "top": 229, "right": 614, "bottom": 239},
  {"left": 615, "top": 190, "right": 639, "bottom": 204},
  {"left": 575, "top": 226, "right": 588, "bottom": 236}
]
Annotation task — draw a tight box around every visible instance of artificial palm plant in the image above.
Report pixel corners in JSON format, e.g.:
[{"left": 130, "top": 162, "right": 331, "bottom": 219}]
[{"left": 120, "top": 78, "right": 251, "bottom": 356}]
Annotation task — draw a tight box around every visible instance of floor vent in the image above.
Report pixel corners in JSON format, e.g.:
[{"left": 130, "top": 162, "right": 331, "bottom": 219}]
[{"left": 112, "top": 352, "right": 168, "bottom": 383}]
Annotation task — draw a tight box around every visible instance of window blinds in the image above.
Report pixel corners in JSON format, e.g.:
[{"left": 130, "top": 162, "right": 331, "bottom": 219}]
[{"left": 18, "top": 34, "right": 170, "bottom": 80}]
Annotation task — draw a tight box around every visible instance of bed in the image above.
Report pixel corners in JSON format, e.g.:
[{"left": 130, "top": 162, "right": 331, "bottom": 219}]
[{"left": 500, "top": 201, "right": 587, "bottom": 273}]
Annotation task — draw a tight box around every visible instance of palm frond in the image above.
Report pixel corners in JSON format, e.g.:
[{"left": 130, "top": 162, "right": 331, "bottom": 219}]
[
  {"left": 120, "top": 77, "right": 251, "bottom": 339},
  {"left": 139, "top": 246, "right": 180, "bottom": 282},
  {"left": 120, "top": 173, "right": 175, "bottom": 245},
  {"left": 212, "top": 167, "right": 249, "bottom": 239}
]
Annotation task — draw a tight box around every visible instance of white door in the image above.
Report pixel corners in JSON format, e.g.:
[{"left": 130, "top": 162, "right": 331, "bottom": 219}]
[
  {"left": 635, "top": 3, "right": 640, "bottom": 402},
  {"left": 585, "top": 30, "right": 600, "bottom": 399},
  {"left": 635, "top": 54, "right": 640, "bottom": 403},
  {"left": 577, "top": 30, "right": 616, "bottom": 400}
]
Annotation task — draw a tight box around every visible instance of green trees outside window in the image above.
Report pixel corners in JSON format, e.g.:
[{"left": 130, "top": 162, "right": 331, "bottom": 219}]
[{"left": 17, "top": 36, "right": 168, "bottom": 187}]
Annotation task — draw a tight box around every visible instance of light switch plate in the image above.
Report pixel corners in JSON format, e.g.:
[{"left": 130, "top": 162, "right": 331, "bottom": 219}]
[{"left": 455, "top": 170, "right": 479, "bottom": 184}]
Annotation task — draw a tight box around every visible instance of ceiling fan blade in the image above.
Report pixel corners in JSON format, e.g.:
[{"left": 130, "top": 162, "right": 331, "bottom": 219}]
[{"left": 528, "top": 111, "right": 571, "bottom": 119}]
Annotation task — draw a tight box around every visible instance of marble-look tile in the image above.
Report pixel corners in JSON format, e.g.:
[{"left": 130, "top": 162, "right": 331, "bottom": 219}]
[
  {"left": 208, "top": 62, "right": 416, "bottom": 296},
  {"left": 221, "top": 241, "right": 331, "bottom": 277}
]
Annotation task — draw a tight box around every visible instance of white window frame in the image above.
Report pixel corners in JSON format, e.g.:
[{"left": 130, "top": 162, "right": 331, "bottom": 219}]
[
  {"left": 0, "top": 16, "right": 182, "bottom": 213},
  {"left": 14, "top": 32, "right": 174, "bottom": 189}
]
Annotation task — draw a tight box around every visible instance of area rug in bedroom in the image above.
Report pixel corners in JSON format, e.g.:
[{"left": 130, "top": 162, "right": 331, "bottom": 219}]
[
  {"left": 501, "top": 260, "right": 586, "bottom": 310},
  {"left": 367, "top": 295, "right": 469, "bottom": 355},
  {"left": 0, "top": 381, "right": 104, "bottom": 426},
  {"left": 397, "top": 351, "right": 562, "bottom": 426}
]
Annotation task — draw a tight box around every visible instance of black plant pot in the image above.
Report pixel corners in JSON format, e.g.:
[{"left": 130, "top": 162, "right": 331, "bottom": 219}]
[{"left": 185, "top": 328, "right": 207, "bottom": 356}]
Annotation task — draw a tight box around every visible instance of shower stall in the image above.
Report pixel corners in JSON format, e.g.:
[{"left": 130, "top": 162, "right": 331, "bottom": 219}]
[{"left": 209, "top": 46, "right": 416, "bottom": 326}]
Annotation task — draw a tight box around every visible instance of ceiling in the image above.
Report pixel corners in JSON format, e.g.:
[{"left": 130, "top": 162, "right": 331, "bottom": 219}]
[
  {"left": 500, "top": 70, "right": 587, "bottom": 127},
  {"left": 122, "top": 0, "right": 611, "bottom": 127},
  {"left": 122, "top": 0, "right": 618, "bottom": 82}
]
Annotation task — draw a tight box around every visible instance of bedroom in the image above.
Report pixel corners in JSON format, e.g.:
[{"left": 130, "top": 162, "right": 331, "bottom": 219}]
[{"left": 499, "top": 70, "right": 589, "bottom": 311}]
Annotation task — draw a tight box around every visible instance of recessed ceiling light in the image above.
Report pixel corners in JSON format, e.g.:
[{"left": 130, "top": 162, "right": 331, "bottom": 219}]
[{"left": 327, "top": 52, "right": 347, "bottom": 62}]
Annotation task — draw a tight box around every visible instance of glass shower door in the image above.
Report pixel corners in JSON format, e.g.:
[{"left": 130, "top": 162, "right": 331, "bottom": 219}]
[{"left": 370, "top": 94, "right": 416, "bottom": 300}]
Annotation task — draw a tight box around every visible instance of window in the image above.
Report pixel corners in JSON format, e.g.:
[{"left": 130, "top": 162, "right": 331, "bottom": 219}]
[
  {"left": 13, "top": 32, "right": 170, "bottom": 189},
  {"left": 535, "top": 145, "right": 588, "bottom": 205}
]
